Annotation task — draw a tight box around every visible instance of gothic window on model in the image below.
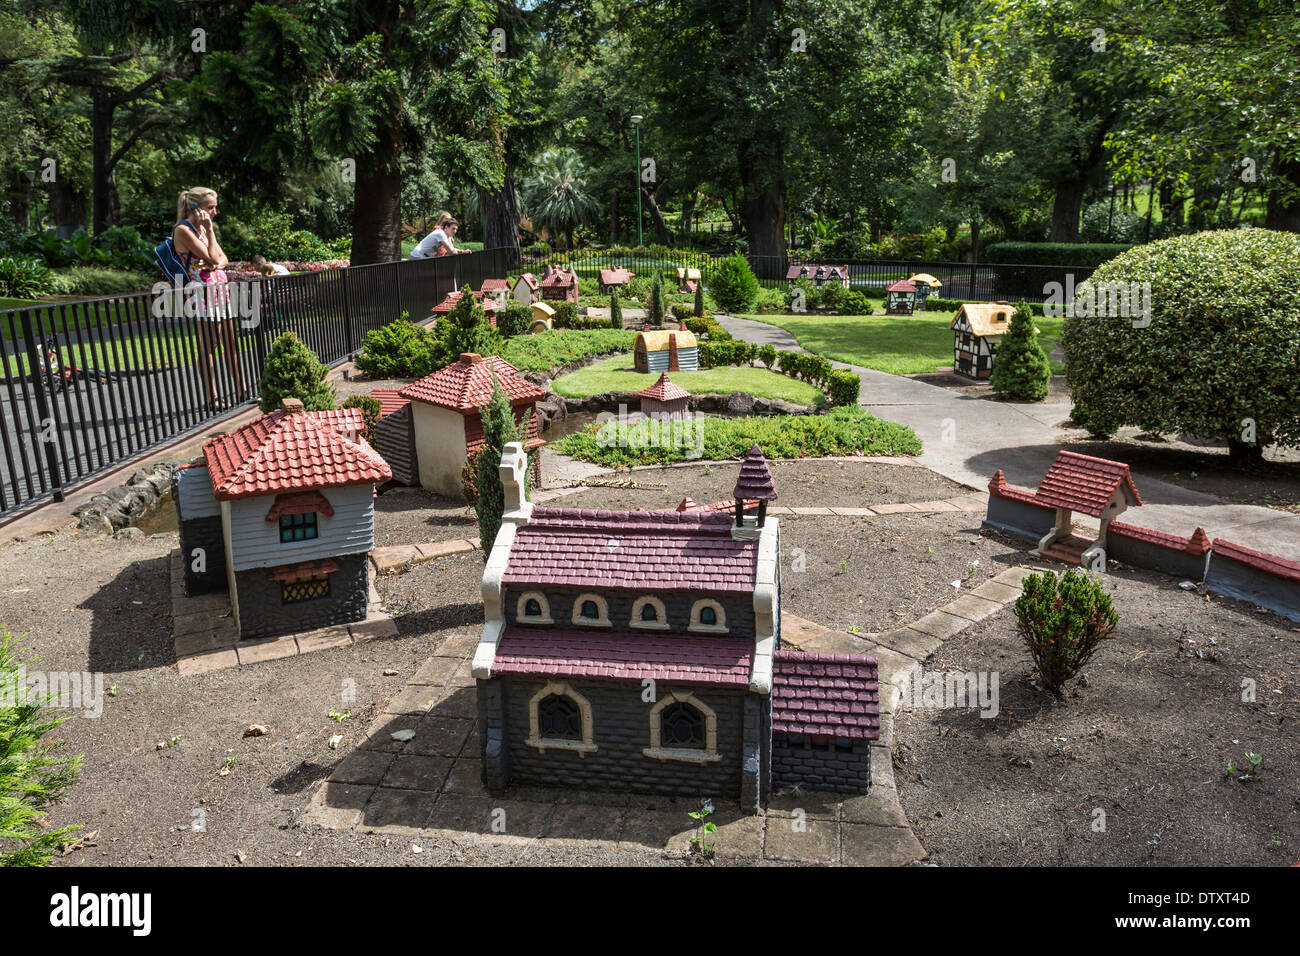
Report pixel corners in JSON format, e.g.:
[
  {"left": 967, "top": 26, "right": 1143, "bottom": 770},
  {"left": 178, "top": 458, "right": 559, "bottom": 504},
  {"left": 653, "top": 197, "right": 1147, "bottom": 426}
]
[
  {"left": 581, "top": 600, "right": 599, "bottom": 619},
  {"left": 660, "top": 701, "right": 705, "bottom": 749},
  {"left": 699, "top": 606, "right": 716, "bottom": 625},
  {"left": 279, "top": 512, "right": 317, "bottom": 543},
  {"left": 689, "top": 599, "right": 726, "bottom": 633},
  {"left": 525, "top": 599, "right": 542, "bottom": 617},
  {"left": 571, "top": 593, "right": 610, "bottom": 627},
  {"left": 641, "top": 603, "right": 659, "bottom": 623},
  {"left": 516, "top": 591, "right": 552, "bottom": 624},
  {"left": 537, "top": 694, "right": 582, "bottom": 740}
]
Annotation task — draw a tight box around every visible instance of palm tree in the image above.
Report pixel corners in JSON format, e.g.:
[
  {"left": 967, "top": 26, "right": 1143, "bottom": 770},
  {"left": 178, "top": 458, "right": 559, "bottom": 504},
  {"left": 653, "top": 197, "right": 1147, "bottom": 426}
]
[{"left": 521, "top": 148, "right": 598, "bottom": 249}]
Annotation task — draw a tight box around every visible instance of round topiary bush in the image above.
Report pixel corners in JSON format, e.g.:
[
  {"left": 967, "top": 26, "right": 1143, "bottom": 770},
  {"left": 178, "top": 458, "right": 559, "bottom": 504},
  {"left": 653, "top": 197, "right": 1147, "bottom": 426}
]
[
  {"left": 1061, "top": 229, "right": 1300, "bottom": 462},
  {"left": 258, "top": 331, "right": 337, "bottom": 412}
]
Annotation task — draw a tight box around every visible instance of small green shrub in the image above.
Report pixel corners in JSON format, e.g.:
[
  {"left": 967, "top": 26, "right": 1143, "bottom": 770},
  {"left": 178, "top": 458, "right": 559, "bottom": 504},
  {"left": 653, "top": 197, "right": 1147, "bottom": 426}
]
[
  {"left": 0, "top": 255, "right": 54, "bottom": 298},
  {"left": 758, "top": 344, "right": 777, "bottom": 369},
  {"left": 431, "top": 292, "right": 503, "bottom": 368},
  {"left": 355, "top": 315, "right": 436, "bottom": 379},
  {"left": 258, "top": 331, "right": 337, "bottom": 411},
  {"left": 0, "top": 627, "right": 83, "bottom": 866},
  {"left": 787, "top": 277, "right": 820, "bottom": 312},
  {"left": 496, "top": 302, "right": 532, "bottom": 338},
  {"left": 710, "top": 254, "right": 759, "bottom": 312},
  {"left": 341, "top": 395, "right": 382, "bottom": 442},
  {"left": 818, "top": 281, "right": 847, "bottom": 311},
  {"left": 577, "top": 276, "right": 601, "bottom": 297},
  {"left": 647, "top": 271, "right": 666, "bottom": 326},
  {"left": 609, "top": 291, "right": 623, "bottom": 329},
  {"left": 838, "top": 290, "right": 875, "bottom": 315},
  {"left": 474, "top": 373, "right": 533, "bottom": 555},
  {"left": 826, "top": 369, "right": 861, "bottom": 407},
  {"left": 550, "top": 300, "right": 580, "bottom": 328},
  {"left": 1014, "top": 569, "right": 1118, "bottom": 698},
  {"left": 990, "top": 302, "right": 1052, "bottom": 402},
  {"left": 699, "top": 340, "right": 755, "bottom": 368}
]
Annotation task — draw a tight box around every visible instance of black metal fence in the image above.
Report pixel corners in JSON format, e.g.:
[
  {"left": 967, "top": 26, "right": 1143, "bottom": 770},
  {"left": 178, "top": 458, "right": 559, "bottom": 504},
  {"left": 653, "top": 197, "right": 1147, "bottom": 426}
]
[{"left": 0, "top": 248, "right": 520, "bottom": 521}]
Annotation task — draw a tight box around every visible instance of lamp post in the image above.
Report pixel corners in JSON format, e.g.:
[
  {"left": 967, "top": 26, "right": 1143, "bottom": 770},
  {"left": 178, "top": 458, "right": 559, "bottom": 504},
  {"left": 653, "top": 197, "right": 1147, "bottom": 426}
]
[{"left": 631, "top": 114, "right": 643, "bottom": 247}]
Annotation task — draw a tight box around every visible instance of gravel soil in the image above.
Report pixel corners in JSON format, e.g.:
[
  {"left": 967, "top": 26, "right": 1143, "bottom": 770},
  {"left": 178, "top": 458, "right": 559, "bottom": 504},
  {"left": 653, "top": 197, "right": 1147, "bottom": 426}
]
[
  {"left": 894, "top": 564, "right": 1300, "bottom": 866},
  {"left": 372, "top": 485, "right": 479, "bottom": 548}
]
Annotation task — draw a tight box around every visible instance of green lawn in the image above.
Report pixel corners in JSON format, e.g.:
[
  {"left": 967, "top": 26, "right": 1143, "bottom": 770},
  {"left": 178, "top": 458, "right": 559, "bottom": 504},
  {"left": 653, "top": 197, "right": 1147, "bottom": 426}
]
[
  {"left": 557, "top": 405, "right": 921, "bottom": 466},
  {"left": 553, "top": 352, "right": 826, "bottom": 405},
  {"left": 0, "top": 296, "right": 42, "bottom": 312},
  {"left": 3, "top": 326, "right": 260, "bottom": 377},
  {"left": 745, "top": 309, "right": 1064, "bottom": 376}
]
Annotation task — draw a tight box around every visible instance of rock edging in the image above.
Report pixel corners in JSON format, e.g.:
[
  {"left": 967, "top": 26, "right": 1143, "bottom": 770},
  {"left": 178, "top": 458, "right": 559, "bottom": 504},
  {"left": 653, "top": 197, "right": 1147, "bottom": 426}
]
[{"left": 73, "top": 459, "right": 186, "bottom": 536}]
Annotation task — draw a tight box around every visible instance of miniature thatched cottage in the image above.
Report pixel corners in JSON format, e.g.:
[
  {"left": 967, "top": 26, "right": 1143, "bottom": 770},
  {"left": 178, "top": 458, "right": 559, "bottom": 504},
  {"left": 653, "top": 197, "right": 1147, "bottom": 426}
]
[{"left": 949, "top": 302, "right": 1013, "bottom": 379}]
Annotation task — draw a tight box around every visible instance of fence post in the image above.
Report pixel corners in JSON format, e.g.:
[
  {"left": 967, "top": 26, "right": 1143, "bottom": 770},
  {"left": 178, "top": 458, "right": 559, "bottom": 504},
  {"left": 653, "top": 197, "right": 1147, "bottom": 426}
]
[
  {"left": 342, "top": 266, "right": 356, "bottom": 354},
  {"left": 19, "top": 310, "right": 65, "bottom": 502},
  {"left": 968, "top": 262, "right": 977, "bottom": 299}
]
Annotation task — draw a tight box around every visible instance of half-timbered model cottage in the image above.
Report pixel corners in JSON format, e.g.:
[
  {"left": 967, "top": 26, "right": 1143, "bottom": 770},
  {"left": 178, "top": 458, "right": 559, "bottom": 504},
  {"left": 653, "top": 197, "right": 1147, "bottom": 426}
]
[
  {"left": 471, "top": 443, "right": 880, "bottom": 812},
  {"left": 173, "top": 399, "right": 391, "bottom": 641},
  {"left": 884, "top": 279, "right": 918, "bottom": 315},
  {"left": 949, "top": 302, "right": 1013, "bottom": 379},
  {"left": 907, "top": 273, "right": 942, "bottom": 309}
]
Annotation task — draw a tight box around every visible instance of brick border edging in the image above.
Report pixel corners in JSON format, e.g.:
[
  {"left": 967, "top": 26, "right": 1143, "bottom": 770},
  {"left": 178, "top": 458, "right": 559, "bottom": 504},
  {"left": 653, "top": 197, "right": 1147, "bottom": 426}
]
[{"left": 783, "top": 564, "right": 1037, "bottom": 866}]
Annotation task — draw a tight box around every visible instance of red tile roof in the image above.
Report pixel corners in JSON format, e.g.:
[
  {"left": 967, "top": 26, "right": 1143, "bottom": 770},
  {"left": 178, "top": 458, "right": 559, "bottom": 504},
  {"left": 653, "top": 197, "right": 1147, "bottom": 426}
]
[
  {"left": 676, "top": 497, "right": 757, "bottom": 515},
  {"left": 638, "top": 373, "right": 690, "bottom": 402},
  {"left": 503, "top": 508, "right": 758, "bottom": 592},
  {"left": 772, "top": 650, "right": 880, "bottom": 739},
  {"left": 733, "top": 444, "right": 777, "bottom": 501},
  {"left": 1110, "top": 521, "right": 1211, "bottom": 555},
  {"left": 599, "top": 268, "right": 635, "bottom": 286},
  {"left": 399, "top": 354, "right": 545, "bottom": 412},
  {"left": 268, "top": 558, "right": 341, "bottom": 582},
  {"left": 886, "top": 280, "right": 918, "bottom": 293},
  {"left": 431, "top": 289, "right": 498, "bottom": 316},
  {"left": 203, "top": 409, "right": 391, "bottom": 500},
  {"left": 514, "top": 273, "right": 539, "bottom": 291},
  {"left": 369, "top": 388, "right": 411, "bottom": 419},
  {"left": 480, "top": 278, "right": 510, "bottom": 293},
  {"left": 1034, "top": 451, "right": 1142, "bottom": 516},
  {"left": 264, "top": 490, "right": 336, "bottom": 522},
  {"left": 988, "top": 469, "right": 1044, "bottom": 506},
  {"left": 491, "top": 627, "right": 754, "bottom": 687},
  {"left": 541, "top": 267, "right": 577, "bottom": 288},
  {"left": 1210, "top": 539, "right": 1300, "bottom": 582}
]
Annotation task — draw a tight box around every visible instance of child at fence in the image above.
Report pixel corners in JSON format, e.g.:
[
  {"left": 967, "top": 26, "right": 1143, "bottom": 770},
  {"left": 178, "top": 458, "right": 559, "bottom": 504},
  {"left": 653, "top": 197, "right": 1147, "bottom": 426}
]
[
  {"left": 410, "top": 213, "right": 454, "bottom": 259},
  {"left": 251, "top": 254, "right": 290, "bottom": 276},
  {"left": 171, "top": 188, "right": 249, "bottom": 411}
]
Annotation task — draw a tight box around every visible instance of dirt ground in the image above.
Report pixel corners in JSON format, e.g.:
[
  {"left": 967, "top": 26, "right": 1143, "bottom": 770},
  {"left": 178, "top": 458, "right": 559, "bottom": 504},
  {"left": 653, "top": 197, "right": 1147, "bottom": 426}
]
[{"left": 894, "top": 556, "right": 1300, "bottom": 866}]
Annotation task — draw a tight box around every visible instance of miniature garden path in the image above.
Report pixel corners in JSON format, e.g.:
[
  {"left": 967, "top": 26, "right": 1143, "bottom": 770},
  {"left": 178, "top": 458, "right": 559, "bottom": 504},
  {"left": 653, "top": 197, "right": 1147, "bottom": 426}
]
[{"left": 715, "top": 313, "right": 1300, "bottom": 562}]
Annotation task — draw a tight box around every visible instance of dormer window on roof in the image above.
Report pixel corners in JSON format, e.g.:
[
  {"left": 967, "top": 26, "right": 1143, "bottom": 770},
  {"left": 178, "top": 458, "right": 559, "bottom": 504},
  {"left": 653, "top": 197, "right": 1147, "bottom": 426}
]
[{"left": 571, "top": 593, "right": 611, "bottom": 627}]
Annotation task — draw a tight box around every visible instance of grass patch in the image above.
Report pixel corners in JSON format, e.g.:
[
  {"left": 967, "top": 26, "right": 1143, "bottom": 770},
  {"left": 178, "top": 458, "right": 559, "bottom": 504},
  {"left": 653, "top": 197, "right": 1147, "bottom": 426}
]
[
  {"left": 499, "top": 328, "right": 638, "bottom": 374},
  {"left": 745, "top": 309, "right": 1064, "bottom": 376},
  {"left": 0, "top": 296, "right": 42, "bottom": 312},
  {"left": 556, "top": 405, "right": 921, "bottom": 466},
  {"left": 553, "top": 353, "right": 825, "bottom": 404}
]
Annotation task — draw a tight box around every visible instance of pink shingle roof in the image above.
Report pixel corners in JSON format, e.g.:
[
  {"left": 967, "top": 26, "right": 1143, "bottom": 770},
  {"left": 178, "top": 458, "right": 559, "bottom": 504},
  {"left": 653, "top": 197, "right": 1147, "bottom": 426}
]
[
  {"left": 541, "top": 267, "right": 577, "bottom": 288},
  {"left": 599, "top": 268, "right": 634, "bottom": 286},
  {"left": 638, "top": 373, "right": 690, "bottom": 402},
  {"left": 733, "top": 444, "right": 777, "bottom": 501},
  {"left": 203, "top": 408, "right": 391, "bottom": 500},
  {"left": 1110, "top": 521, "right": 1210, "bottom": 555},
  {"left": 1034, "top": 451, "right": 1142, "bottom": 516},
  {"left": 399, "top": 354, "right": 545, "bottom": 412},
  {"left": 772, "top": 651, "right": 880, "bottom": 739},
  {"left": 492, "top": 627, "right": 754, "bottom": 687},
  {"left": 480, "top": 278, "right": 509, "bottom": 294},
  {"left": 503, "top": 507, "right": 757, "bottom": 592},
  {"left": 886, "top": 279, "right": 918, "bottom": 293}
]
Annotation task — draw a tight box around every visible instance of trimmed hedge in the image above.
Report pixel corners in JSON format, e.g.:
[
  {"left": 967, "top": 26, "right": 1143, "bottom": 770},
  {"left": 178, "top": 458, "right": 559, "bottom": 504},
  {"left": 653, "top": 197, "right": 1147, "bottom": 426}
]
[
  {"left": 697, "top": 335, "right": 860, "bottom": 407},
  {"left": 983, "top": 242, "right": 1135, "bottom": 267}
]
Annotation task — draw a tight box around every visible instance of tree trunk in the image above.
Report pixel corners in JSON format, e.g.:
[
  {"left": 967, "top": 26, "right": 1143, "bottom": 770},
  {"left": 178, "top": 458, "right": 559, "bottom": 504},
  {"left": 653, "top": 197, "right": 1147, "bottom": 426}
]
[
  {"left": 351, "top": 160, "right": 402, "bottom": 265},
  {"left": 91, "top": 86, "right": 114, "bottom": 234},
  {"left": 9, "top": 176, "right": 31, "bottom": 232},
  {"left": 1048, "top": 177, "right": 1086, "bottom": 242},
  {"left": 970, "top": 218, "right": 981, "bottom": 264},
  {"left": 478, "top": 172, "right": 521, "bottom": 260},
  {"left": 679, "top": 190, "right": 696, "bottom": 241},
  {"left": 640, "top": 185, "right": 671, "bottom": 245},
  {"left": 47, "top": 178, "right": 87, "bottom": 238},
  {"left": 738, "top": 134, "right": 786, "bottom": 275},
  {"left": 1264, "top": 158, "right": 1300, "bottom": 232},
  {"left": 608, "top": 190, "right": 619, "bottom": 244},
  {"left": 1158, "top": 180, "right": 1180, "bottom": 229}
]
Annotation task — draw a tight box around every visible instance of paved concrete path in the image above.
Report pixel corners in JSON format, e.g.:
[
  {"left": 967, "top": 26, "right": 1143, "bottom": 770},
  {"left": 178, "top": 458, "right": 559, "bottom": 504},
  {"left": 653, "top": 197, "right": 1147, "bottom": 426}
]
[{"left": 716, "top": 313, "right": 1300, "bottom": 562}]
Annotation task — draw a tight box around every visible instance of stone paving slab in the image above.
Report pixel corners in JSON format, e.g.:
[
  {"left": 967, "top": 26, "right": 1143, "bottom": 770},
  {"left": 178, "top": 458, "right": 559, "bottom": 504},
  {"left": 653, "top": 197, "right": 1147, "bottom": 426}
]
[
  {"left": 942, "top": 591, "right": 1005, "bottom": 623},
  {"left": 779, "top": 611, "right": 834, "bottom": 648},
  {"left": 871, "top": 502, "right": 919, "bottom": 514},
  {"left": 874, "top": 626, "right": 943, "bottom": 662},
  {"left": 970, "top": 578, "right": 1023, "bottom": 603},
  {"left": 908, "top": 609, "right": 974, "bottom": 641}
]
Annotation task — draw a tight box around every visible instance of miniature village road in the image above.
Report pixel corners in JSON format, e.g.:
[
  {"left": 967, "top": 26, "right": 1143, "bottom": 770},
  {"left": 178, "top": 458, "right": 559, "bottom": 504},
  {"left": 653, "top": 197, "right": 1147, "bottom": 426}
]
[{"left": 715, "top": 314, "right": 1300, "bottom": 562}]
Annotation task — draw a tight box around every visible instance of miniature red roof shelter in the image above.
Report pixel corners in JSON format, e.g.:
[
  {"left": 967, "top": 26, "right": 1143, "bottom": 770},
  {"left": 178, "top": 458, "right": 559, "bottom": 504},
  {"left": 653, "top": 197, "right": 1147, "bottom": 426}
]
[
  {"left": 1031, "top": 451, "right": 1142, "bottom": 570},
  {"left": 637, "top": 372, "right": 690, "bottom": 420}
]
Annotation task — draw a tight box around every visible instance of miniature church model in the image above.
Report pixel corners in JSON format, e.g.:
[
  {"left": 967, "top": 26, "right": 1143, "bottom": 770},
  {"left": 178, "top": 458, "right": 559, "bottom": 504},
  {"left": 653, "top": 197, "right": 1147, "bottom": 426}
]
[
  {"left": 540, "top": 264, "right": 579, "bottom": 302},
  {"left": 471, "top": 443, "right": 879, "bottom": 811},
  {"left": 173, "top": 399, "right": 391, "bottom": 640}
]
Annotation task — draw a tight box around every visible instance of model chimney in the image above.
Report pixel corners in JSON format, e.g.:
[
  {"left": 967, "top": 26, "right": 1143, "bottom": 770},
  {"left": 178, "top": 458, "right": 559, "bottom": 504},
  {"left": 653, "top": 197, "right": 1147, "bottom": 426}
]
[{"left": 280, "top": 397, "right": 304, "bottom": 415}]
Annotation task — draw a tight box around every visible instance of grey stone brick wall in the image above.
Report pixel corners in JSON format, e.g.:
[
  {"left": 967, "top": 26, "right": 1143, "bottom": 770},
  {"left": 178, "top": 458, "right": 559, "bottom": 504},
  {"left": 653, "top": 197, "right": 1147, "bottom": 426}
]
[
  {"left": 488, "top": 676, "right": 753, "bottom": 800},
  {"left": 179, "top": 516, "right": 227, "bottom": 596},
  {"left": 771, "top": 735, "right": 872, "bottom": 794},
  {"left": 1204, "top": 555, "right": 1300, "bottom": 625},
  {"left": 984, "top": 495, "right": 1056, "bottom": 542},
  {"left": 504, "top": 586, "right": 754, "bottom": 636},
  {"left": 235, "top": 553, "right": 369, "bottom": 641},
  {"left": 479, "top": 677, "right": 510, "bottom": 789},
  {"left": 1108, "top": 534, "right": 1208, "bottom": 582}
]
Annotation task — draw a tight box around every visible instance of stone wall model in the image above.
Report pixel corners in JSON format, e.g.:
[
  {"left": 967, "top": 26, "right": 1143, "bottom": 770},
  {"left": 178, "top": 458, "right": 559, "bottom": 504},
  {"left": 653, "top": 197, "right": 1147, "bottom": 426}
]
[
  {"left": 234, "top": 553, "right": 369, "bottom": 641},
  {"left": 179, "top": 515, "right": 227, "bottom": 596},
  {"left": 771, "top": 734, "right": 872, "bottom": 794}
]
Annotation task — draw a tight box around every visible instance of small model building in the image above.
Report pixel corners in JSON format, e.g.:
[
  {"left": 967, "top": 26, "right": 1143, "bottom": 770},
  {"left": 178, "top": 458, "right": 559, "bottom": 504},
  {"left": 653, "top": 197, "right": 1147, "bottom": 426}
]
[
  {"left": 885, "top": 279, "right": 918, "bottom": 315},
  {"left": 431, "top": 289, "right": 499, "bottom": 326},
  {"left": 511, "top": 273, "right": 540, "bottom": 306},
  {"left": 399, "top": 352, "right": 546, "bottom": 499},
  {"left": 637, "top": 373, "right": 690, "bottom": 420},
  {"left": 540, "top": 264, "right": 579, "bottom": 302},
  {"left": 173, "top": 399, "right": 391, "bottom": 640},
  {"left": 786, "top": 264, "right": 849, "bottom": 288},
  {"left": 599, "top": 267, "right": 635, "bottom": 294},
  {"left": 471, "top": 442, "right": 878, "bottom": 811},
  {"left": 634, "top": 328, "right": 698, "bottom": 373},
  {"left": 907, "top": 273, "right": 942, "bottom": 309},
  {"left": 480, "top": 278, "right": 510, "bottom": 308},
  {"left": 370, "top": 389, "right": 417, "bottom": 486},
  {"left": 674, "top": 266, "right": 702, "bottom": 294},
  {"left": 949, "top": 302, "right": 1012, "bottom": 379},
  {"left": 1031, "top": 451, "right": 1142, "bottom": 571}
]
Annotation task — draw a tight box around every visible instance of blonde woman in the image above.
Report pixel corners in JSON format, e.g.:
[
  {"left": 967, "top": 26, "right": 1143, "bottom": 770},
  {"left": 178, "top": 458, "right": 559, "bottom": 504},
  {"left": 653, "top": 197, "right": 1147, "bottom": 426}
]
[{"left": 173, "top": 187, "right": 248, "bottom": 410}]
